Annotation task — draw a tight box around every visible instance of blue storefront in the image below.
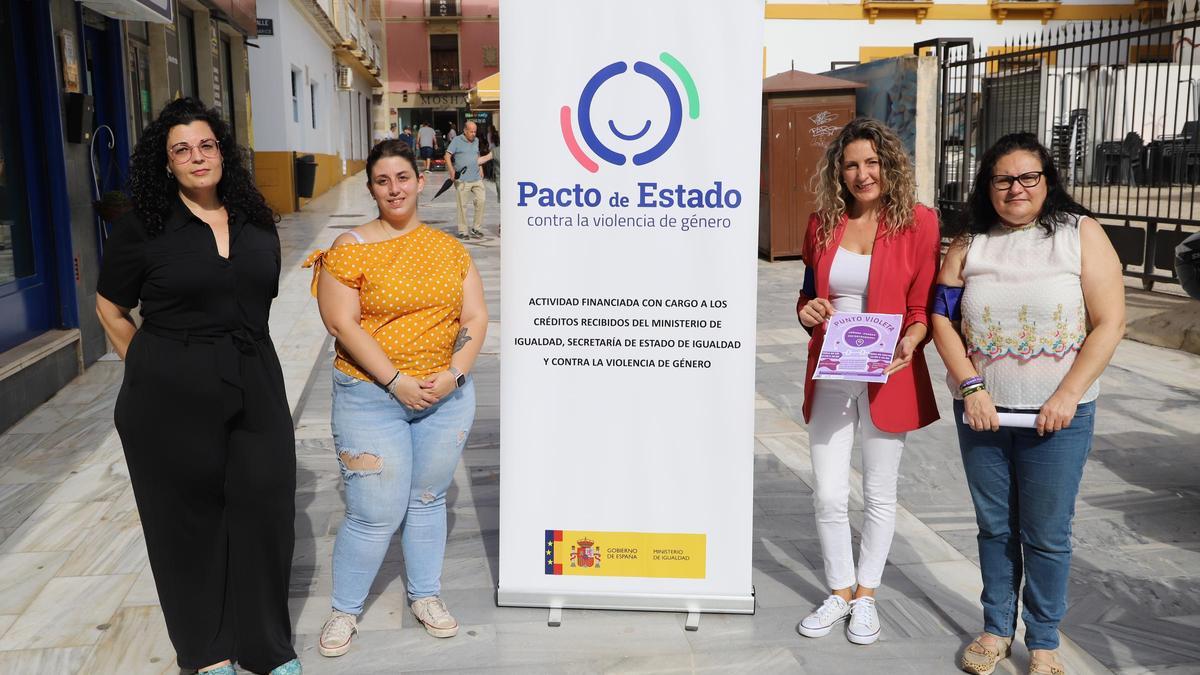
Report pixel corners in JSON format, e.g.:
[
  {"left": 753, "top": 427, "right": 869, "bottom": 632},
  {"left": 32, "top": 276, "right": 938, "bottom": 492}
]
[{"left": 0, "top": 0, "right": 160, "bottom": 429}]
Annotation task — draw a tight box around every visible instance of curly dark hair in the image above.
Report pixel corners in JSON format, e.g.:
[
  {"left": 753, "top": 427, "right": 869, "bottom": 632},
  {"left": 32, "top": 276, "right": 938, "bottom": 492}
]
[
  {"left": 127, "top": 97, "right": 276, "bottom": 236},
  {"left": 947, "top": 132, "right": 1091, "bottom": 240}
]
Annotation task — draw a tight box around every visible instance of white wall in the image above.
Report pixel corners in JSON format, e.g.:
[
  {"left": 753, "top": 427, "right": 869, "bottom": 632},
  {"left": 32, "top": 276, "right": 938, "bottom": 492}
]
[
  {"left": 249, "top": 0, "right": 339, "bottom": 154},
  {"left": 249, "top": 0, "right": 375, "bottom": 159}
]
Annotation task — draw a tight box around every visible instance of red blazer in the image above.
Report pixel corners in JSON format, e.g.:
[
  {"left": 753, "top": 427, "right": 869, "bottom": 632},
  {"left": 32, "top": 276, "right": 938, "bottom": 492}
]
[{"left": 796, "top": 204, "right": 941, "bottom": 433}]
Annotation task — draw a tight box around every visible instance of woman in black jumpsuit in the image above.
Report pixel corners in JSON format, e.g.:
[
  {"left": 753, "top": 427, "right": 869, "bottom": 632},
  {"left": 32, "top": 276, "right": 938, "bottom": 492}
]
[{"left": 96, "top": 98, "right": 299, "bottom": 675}]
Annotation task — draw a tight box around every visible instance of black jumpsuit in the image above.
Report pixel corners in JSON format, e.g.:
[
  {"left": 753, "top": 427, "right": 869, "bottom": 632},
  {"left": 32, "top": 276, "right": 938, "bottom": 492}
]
[{"left": 98, "top": 198, "right": 297, "bottom": 673}]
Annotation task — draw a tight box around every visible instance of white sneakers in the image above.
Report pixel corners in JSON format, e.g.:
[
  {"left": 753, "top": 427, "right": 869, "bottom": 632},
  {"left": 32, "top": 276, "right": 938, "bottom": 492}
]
[
  {"left": 796, "top": 594, "right": 881, "bottom": 645},
  {"left": 846, "top": 597, "right": 881, "bottom": 645},
  {"left": 318, "top": 610, "right": 358, "bottom": 657},
  {"left": 797, "top": 594, "right": 851, "bottom": 638},
  {"left": 410, "top": 596, "right": 460, "bottom": 638}
]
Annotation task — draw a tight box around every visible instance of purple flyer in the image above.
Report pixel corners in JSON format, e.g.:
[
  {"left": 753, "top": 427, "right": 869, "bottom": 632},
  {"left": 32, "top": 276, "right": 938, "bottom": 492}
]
[{"left": 812, "top": 313, "right": 903, "bottom": 383}]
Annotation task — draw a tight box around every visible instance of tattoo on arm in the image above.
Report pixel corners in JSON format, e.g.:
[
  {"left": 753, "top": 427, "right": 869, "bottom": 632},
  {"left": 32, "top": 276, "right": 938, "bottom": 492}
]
[{"left": 454, "top": 328, "right": 472, "bottom": 353}]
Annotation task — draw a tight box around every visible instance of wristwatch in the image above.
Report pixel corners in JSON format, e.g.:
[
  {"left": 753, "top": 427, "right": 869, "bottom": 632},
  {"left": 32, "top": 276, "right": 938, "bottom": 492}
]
[{"left": 449, "top": 366, "right": 466, "bottom": 388}]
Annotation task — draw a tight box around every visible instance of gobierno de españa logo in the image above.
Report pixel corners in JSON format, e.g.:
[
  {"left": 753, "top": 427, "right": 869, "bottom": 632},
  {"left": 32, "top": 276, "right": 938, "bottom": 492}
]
[{"left": 560, "top": 52, "right": 700, "bottom": 173}]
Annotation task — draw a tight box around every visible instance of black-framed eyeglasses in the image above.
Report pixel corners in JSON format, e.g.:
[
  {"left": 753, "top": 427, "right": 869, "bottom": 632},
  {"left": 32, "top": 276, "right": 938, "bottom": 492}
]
[
  {"left": 990, "top": 171, "right": 1044, "bottom": 191},
  {"left": 169, "top": 138, "right": 221, "bottom": 164}
]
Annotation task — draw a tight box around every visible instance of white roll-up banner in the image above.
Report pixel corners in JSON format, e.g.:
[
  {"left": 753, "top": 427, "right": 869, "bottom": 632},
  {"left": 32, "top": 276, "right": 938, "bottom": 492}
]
[{"left": 498, "top": 0, "right": 764, "bottom": 613}]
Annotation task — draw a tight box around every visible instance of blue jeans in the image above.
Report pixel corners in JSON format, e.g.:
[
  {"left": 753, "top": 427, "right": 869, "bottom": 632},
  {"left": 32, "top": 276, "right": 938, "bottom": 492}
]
[
  {"left": 330, "top": 368, "right": 475, "bottom": 614},
  {"left": 954, "top": 399, "right": 1095, "bottom": 650}
]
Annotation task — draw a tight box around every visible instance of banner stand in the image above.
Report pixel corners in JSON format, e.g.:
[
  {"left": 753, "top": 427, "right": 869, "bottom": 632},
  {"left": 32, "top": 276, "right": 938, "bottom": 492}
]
[
  {"left": 497, "top": 588, "right": 757, "bottom": 628},
  {"left": 497, "top": 0, "right": 765, "bottom": 628}
]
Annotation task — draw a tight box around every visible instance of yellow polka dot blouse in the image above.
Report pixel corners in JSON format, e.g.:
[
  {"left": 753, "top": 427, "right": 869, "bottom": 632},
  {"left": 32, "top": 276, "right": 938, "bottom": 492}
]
[{"left": 303, "top": 224, "right": 472, "bottom": 381}]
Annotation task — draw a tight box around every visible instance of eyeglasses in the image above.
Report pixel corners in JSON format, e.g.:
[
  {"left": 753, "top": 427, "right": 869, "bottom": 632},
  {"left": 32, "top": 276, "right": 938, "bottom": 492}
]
[
  {"left": 990, "top": 171, "right": 1044, "bottom": 191},
  {"left": 168, "top": 139, "right": 221, "bottom": 164}
]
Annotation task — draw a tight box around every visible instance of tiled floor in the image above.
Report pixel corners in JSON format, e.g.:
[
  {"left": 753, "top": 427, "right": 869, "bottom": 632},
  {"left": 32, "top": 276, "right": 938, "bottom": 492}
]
[{"left": 0, "top": 174, "right": 1197, "bottom": 674}]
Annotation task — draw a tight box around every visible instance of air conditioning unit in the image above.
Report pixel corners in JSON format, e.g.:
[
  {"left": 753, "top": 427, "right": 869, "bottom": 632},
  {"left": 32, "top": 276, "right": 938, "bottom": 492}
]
[{"left": 337, "top": 65, "right": 353, "bottom": 90}]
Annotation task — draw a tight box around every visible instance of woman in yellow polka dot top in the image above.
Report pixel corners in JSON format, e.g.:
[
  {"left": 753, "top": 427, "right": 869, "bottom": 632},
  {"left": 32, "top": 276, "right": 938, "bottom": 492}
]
[{"left": 302, "top": 139, "right": 487, "bottom": 656}]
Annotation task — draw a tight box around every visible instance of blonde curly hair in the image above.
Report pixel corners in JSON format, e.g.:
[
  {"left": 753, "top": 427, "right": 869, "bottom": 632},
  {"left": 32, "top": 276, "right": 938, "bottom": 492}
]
[{"left": 810, "top": 117, "right": 917, "bottom": 249}]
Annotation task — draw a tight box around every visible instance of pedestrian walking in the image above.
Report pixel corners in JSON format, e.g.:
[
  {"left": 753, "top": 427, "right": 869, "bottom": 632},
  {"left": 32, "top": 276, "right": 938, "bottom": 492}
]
[
  {"left": 416, "top": 121, "right": 436, "bottom": 172},
  {"left": 446, "top": 122, "right": 457, "bottom": 142},
  {"left": 445, "top": 121, "right": 493, "bottom": 239},
  {"left": 931, "top": 132, "right": 1125, "bottom": 675},
  {"left": 94, "top": 98, "right": 299, "bottom": 675},
  {"left": 794, "top": 117, "right": 941, "bottom": 646},
  {"left": 302, "top": 139, "right": 488, "bottom": 658}
]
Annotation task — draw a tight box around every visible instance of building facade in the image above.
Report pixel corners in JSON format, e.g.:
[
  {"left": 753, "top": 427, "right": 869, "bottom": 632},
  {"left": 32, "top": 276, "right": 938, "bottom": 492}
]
[
  {"left": 249, "top": 0, "right": 383, "bottom": 214},
  {"left": 0, "top": 0, "right": 257, "bottom": 431},
  {"left": 384, "top": 0, "right": 498, "bottom": 144},
  {"left": 763, "top": 0, "right": 1166, "bottom": 73},
  {"left": 764, "top": 0, "right": 1166, "bottom": 73}
]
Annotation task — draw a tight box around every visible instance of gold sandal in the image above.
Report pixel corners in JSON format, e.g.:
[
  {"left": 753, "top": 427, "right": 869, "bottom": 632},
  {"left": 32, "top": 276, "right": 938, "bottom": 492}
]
[
  {"left": 960, "top": 633, "right": 1013, "bottom": 675},
  {"left": 1029, "top": 651, "right": 1065, "bottom": 675}
]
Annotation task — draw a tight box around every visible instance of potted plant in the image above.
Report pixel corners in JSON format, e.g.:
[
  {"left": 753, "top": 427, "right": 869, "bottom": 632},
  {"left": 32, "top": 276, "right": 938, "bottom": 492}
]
[{"left": 94, "top": 190, "right": 132, "bottom": 222}]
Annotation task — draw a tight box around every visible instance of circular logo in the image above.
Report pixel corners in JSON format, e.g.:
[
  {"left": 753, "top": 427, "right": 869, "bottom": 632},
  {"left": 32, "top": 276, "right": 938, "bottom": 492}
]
[
  {"left": 844, "top": 327, "right": 881, "bottom": 348},
  {"left": 561, "top": 52, "right": 699, "bottom": 173}
]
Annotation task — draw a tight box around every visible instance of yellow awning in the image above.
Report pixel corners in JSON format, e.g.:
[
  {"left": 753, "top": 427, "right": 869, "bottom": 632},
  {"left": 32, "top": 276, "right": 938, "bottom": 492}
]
[{"left": 470, "top": 72, "right": 500, "bottom": 110}]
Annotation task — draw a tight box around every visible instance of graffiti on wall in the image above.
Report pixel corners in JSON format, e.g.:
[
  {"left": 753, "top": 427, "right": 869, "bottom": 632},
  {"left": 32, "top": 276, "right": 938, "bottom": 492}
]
[{"left": 822, "top": 57, "right": 919, "bottom": 156}]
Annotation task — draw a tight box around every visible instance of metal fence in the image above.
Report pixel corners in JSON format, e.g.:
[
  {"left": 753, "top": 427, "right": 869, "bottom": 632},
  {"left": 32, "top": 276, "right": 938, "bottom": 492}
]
[{"left": 923, "top": 5, "right": 1200, "bottom": 290}]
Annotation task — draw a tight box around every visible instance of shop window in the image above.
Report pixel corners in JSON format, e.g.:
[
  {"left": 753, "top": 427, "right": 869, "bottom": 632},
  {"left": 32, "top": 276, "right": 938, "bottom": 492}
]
[
  {"left": 219, "top": 34, "right": 234, "bottom": 136},
  {"left": 127, "top": 30, "right": 152, "bottom": 142},
  {"left": 291, "top": 68, "right": 301, "bottom": 123},
  {"left": 177, "top": 8, "right": 198, "bottom": 99},
  {"left": 0, "top": 45, "right": 34, "bottom": 286}
]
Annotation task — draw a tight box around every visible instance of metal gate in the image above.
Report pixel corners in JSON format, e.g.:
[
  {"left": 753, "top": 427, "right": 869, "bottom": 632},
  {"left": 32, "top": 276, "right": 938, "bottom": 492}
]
[{"left": 920, "top": 6, "right": 1200, "bottom": 289}]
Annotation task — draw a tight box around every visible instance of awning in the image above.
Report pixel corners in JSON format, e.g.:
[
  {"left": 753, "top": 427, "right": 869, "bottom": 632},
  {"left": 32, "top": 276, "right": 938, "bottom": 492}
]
[
  {"left": 469, "top": 72, "right": 500, "bottom": 111},
  {"left": 79, "top": 0, "right": 174, "bottom": 23}
]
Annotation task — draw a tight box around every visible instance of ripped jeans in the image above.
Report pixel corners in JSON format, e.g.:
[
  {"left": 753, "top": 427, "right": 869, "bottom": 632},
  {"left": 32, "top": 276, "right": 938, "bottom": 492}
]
[{"left": 330, "top": 367, "right": 475, "bottom": 614}]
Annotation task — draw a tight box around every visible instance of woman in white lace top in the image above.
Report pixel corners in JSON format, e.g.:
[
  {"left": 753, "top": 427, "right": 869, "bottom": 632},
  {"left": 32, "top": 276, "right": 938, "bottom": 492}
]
[{"left": 931, "top": 133, "right": 1124, "bottom": 675}]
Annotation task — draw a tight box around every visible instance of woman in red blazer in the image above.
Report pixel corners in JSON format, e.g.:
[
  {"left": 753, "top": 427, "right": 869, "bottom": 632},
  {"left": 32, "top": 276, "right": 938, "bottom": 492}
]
[{"left": 793, "top": 118, "right": 940, "bottom": 646}]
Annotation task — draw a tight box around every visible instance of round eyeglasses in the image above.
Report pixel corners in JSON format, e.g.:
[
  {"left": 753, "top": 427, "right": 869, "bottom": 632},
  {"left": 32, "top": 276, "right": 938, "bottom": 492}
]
[
  {"left": 990, "top": 171, "right": 1044, "bottom": 191},
  {"left": 169, "top": 139, "right": 221, "bottom": 164}
]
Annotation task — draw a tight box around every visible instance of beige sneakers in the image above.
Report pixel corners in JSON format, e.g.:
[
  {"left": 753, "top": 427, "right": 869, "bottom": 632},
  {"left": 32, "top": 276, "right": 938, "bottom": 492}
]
[
  {"left": 318, "top": 610, "right": 358, "bottom": 657},
  {"left": 410, "top": 596, "right": 459, "bottom": 638}
]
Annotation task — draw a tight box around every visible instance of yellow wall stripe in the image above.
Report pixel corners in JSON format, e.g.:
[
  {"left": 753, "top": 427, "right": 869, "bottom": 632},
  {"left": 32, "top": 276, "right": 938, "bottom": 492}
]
[{"left": 767, "top": 3, "right": 1142, "bottom": 21}]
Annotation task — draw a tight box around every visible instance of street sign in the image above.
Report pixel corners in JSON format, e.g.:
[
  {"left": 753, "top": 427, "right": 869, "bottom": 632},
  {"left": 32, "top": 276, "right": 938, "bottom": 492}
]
[{"left": 256, "top": 18, "right": 273, "bottom": 36}]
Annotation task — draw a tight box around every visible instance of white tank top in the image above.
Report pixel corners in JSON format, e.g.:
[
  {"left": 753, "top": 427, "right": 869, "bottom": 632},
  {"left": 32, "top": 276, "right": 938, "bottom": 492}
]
[
  {"left": 958, "top": 214, "right": 1099, "bottom": 409},
  {"left": 828, "top": 247, "right": 871, "bottom": 314}
]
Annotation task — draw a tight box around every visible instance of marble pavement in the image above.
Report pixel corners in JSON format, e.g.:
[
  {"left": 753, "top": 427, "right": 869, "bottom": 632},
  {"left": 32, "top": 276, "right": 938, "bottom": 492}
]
[{"left": 0, "top": 173, "right": 1196, "bottom": 674}]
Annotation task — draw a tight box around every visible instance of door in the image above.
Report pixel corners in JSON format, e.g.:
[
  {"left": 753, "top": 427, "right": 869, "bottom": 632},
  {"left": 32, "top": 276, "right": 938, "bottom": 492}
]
[
  {"left": 766, "top": 98, "right": 854, "bottom": 258},
  {"left": 0, "top": 0, "right": 56, "bottom": 351},
  {"left": 83, "top": 11, "right": 132, "bottom": 255}
]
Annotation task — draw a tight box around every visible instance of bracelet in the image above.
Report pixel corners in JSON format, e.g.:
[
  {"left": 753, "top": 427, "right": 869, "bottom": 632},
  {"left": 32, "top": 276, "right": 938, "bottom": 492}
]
[
  {"left": 384, "top": 371, "right": 401, "bottom": 398},
  {"left": 960, "top": 384, "right": 986, "bottom": 398},
  {"left": 959, "top": 376, "right": 984, "bottom": 391}
]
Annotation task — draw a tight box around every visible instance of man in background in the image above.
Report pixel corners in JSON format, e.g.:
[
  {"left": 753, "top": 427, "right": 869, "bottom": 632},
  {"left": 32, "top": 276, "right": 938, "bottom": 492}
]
[
  {"left": 445, "top": 121, "right": 492, "bottom": 240},
  {"left": 398, "top": 126, "right": 415, "bottom": 151},
  {"left": 416, "top": 121, "right": 436, "bottom": 172}
]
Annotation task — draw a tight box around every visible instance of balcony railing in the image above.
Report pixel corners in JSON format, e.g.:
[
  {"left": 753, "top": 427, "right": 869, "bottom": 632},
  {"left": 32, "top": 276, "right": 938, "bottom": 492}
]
[
  {"left": 419, "top": 68, "right": 471, "bottom": 91},
  {"left": 330, "top": 0, "right": 382, "bottom": 75}
]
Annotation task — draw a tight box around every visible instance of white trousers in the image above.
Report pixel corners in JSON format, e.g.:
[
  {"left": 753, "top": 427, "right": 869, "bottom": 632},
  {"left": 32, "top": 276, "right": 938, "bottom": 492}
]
[{"left": 808, "top": 379, "right": 906, "bottom": 590}]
